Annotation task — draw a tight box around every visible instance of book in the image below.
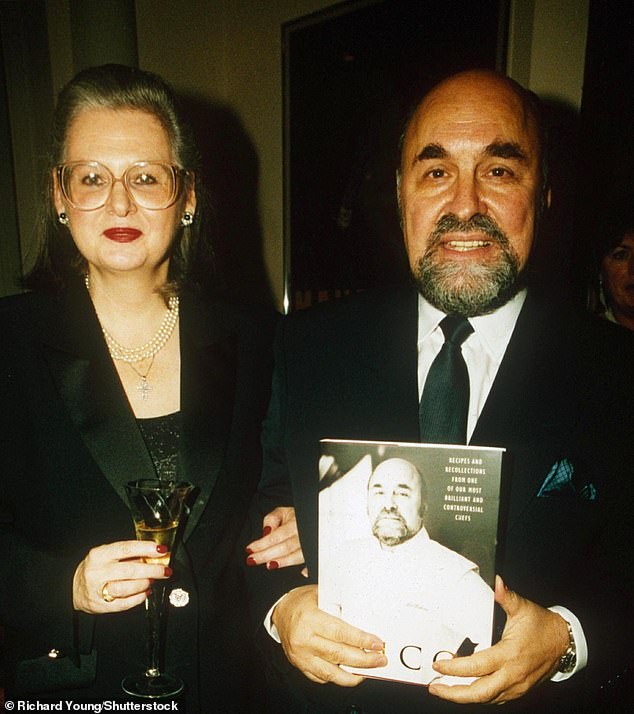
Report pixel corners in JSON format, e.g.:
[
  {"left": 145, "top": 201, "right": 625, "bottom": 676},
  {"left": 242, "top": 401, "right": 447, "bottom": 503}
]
[{"left": 318, "top": 439, "right": 505, "bottom": 686}]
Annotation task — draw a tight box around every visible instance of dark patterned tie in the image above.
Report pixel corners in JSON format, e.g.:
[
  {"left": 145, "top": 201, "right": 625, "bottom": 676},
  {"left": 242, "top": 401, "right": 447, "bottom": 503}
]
[{"left": 419, "top": 315, "right": 474, "bottom": 444}]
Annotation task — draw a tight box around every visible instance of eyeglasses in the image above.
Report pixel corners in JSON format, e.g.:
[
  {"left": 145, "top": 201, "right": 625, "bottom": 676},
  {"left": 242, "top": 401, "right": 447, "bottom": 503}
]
[{"left": 56, "top": 161, "right": 191, "bottom": 211}]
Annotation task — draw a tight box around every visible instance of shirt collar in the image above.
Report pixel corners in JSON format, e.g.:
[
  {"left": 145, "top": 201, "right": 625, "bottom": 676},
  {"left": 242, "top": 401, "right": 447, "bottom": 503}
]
[{"left": 417, "top": 290, "right": 527, "bottom": 361}]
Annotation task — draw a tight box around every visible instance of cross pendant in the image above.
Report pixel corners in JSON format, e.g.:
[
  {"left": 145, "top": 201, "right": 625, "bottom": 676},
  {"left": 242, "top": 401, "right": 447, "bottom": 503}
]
[{"left": 137, "top": 377, "right": 152, "bottom": 400}]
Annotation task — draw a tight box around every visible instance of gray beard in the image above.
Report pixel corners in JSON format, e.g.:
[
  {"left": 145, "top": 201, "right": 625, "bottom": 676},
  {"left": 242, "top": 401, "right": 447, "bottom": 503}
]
[
  {"left": 413, "top": 214, "right": 522, "bottom": 317},
  {"left": 372, "top": 512, "right": 418, "bottom": 547}
]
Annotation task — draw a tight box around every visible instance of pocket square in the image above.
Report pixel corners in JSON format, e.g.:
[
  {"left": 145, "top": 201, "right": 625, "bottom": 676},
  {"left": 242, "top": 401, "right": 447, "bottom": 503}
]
[{"left": 537, "top": 458, "right": 597, "bottom": 500}]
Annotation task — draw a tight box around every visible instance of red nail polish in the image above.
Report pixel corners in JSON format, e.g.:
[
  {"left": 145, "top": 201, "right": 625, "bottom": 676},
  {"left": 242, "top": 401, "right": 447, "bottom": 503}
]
[
  {"left": 156, "top": 544, "right": 168, "bottom": 554},
  {"left": 262, "top": 526, "right": 272, "bottom": 536},
  {"left": 246, "top": 556, "right": 257, "bottom": 566},
  {"left": 164, "top": 566, "right": 173, "bottom": 577},
  {"left": 148, "top": 578, "right": 155, "bottom": 585},
  {"left": 267, "top": 560, "right": 279, "bottom": 570},
  {"left": 146, "top": 588, "right": 153, "bottom": 597},
  {"left": 245, "top": 546, "right": 254, "bottom": 555}
]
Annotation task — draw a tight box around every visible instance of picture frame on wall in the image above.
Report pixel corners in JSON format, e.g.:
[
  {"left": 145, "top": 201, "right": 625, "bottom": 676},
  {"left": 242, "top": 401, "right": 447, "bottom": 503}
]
[{"left": 282, "top": 0, "right": 508, "bottom": 313}]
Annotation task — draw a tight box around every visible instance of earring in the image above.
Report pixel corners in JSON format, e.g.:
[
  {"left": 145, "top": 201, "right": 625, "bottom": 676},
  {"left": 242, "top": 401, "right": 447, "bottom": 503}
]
[
  {"left": 180, "top": 212, "right": 194, "bottom": 227},
  {"left": 58, "top": 212, "right": 69, "bottom": 225}
]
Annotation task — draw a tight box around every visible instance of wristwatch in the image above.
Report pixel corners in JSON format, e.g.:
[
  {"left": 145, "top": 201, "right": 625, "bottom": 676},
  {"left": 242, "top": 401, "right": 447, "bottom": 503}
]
[{"left": 557, "top": 619, "right": 577, "bottom": 674}]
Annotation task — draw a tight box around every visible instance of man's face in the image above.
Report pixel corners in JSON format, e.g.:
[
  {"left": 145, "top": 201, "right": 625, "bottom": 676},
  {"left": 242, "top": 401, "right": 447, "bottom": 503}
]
[
  {"left": 398, "top": 72, "right": 544, "bottom": 316},
  {"left": 368, "top": 459, "right": 425, "bottom": 547}
]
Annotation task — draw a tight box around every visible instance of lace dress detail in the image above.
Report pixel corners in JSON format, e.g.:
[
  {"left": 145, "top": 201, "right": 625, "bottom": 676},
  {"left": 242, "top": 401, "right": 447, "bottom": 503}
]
[{"left": 137, "top": 411, "right": 181, "bottom": 480}]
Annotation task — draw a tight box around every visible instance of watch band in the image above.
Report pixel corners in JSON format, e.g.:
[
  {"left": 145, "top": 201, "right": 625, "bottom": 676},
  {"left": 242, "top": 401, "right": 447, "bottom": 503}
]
[{"left": 558, "top": 618, "right": 577, "bottom": 674}]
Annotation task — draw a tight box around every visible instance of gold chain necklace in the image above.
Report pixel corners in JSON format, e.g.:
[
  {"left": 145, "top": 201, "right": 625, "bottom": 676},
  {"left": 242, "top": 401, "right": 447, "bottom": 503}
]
[
  {"left": 84, "top": 274, "right": 179, "bottom": 364},
  {"left": 126, "top": 355, "right": 155, "bottom": 400}
]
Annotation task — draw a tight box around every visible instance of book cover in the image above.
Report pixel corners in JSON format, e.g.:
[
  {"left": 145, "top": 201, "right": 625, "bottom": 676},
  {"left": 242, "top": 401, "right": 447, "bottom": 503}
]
[{"left": 318, "top": 439, "right": 505, "bottom": 686}]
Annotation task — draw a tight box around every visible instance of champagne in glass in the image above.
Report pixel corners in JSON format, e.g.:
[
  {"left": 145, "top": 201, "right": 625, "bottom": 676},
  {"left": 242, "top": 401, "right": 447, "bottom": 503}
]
[
  {"left": 123, "top": 479, "right": 193, "bottom": 699},
  {"left": 134, "top": 521, "right": 179, "bottom": 566}
]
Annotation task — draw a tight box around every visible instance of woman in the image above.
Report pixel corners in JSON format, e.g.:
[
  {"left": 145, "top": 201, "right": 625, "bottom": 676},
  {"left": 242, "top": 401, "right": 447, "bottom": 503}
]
[
  {"left": 0, "top": 64, "right": 296, "bottom": 709},
  {"left": 594, "top": 233, "right": 634, "bottom": 330},
  {"left": 588, "top": 184, "right": 634, "bottom": 330}
]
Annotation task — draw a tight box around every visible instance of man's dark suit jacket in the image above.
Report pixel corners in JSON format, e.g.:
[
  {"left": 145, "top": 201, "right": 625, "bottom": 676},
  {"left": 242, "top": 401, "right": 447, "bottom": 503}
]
[
  {"left": 0, "top": 279, "right": 277, "bottom": 711},
  {"left": 249, "top": 283, "right": 634, "bottom": 714}
]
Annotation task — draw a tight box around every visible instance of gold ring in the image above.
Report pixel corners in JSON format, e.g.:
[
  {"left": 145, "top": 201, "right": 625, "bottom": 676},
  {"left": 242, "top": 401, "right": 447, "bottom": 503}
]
[{"left": 101, "top": 583, "right": 115, "bottom": 603}]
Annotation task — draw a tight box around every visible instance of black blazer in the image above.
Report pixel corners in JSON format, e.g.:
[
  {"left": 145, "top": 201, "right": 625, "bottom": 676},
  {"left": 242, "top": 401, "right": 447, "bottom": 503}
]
[
  {"left": 0, "top": 280, "right": 277, "bottom": 711},
  {"left": 249, "top": 283, "right": 634, "bottom": 714}
]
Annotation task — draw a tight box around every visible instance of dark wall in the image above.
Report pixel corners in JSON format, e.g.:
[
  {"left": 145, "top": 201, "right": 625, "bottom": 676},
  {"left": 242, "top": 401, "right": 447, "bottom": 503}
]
[
  {"left": 0, "top": 0, "right": 53, "bottom": 296},
  {"left": 574, "top": 1, "right": 634, "bottom": 302}
]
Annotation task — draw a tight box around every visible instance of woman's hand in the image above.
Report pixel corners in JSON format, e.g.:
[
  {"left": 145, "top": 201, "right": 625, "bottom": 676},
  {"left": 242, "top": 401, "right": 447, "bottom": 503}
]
[
  {"left": 72, "top": 540, "right": 174, "bottom": 614},
  {"left": 246, "top": 506, "right": 307, "bottom": 575}
]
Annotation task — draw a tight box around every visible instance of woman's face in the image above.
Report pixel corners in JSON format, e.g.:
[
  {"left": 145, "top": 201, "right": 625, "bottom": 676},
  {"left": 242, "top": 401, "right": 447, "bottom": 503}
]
[
  {"left": 54, "top": 107, "right": 195, "bottom": 280},
  {"left": 602, "top": 233, "right": 634, "bottom": 320}
]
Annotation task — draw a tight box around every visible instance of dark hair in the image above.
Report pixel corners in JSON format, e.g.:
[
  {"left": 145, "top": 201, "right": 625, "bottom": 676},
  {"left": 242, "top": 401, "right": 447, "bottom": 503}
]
[
  {"left": 585, "top": 181, "right": 634, "bottom": 318},
  {"left": 24, "top": 64, "right": 214, "bottom": 295},
  {"left": 595, "top": 181, "right": 634, "bottom": 259}
]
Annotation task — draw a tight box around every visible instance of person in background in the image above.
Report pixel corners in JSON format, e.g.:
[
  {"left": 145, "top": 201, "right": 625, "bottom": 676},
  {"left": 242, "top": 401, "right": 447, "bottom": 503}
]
[
  {"left": 587, "top": 184, "right": 634, "bottom": 330},
  {"left": 0, "top": 64, "right": 300, "bottom": 710}
]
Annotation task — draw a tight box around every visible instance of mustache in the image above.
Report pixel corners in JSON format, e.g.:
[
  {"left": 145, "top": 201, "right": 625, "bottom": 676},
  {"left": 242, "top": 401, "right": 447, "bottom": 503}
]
[
  {"left": 429, "top": 213, "right": 509, "bottom": 246},
  {"left": 375, "top": 507, "right": 407, "bottom": 526}
]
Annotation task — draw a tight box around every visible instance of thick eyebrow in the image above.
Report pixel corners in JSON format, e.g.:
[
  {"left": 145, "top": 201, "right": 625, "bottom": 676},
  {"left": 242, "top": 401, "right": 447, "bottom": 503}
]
[
  {"left": 414, "top": 142, "right": 528, "bottom": 164},
  {"left": 484, "top": 141, "right": 528, "bottom": 162},
  {"left": 415, "top": 143, "right": 448, "bottom": 162}
]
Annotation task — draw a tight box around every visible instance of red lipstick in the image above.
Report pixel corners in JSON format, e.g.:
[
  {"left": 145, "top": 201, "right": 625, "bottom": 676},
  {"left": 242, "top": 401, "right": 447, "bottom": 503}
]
[{"left": 103, "top": 228, "right": 142, "bottom": 243}]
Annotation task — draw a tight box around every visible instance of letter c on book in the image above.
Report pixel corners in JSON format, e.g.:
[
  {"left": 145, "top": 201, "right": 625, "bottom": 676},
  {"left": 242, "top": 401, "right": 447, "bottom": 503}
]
[{"left": 400, "top": 645, "right": 422, "bottom": 671}]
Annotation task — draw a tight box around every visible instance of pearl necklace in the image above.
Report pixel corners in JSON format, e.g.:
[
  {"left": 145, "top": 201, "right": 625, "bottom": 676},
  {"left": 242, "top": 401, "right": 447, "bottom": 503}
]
[{"left": 84, "top": 275, "right": 179, "bottom": 364}]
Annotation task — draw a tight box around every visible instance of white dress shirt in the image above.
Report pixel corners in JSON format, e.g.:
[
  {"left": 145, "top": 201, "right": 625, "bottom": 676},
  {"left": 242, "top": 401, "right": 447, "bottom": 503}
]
[{"left": 417, "top": 290, "right": 526, "bottom": 442}]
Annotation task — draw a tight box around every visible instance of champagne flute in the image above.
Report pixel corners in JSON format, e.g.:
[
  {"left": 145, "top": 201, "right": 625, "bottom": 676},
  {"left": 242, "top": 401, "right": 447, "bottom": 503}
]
[{"left": 122, "top": 479, "right": 193, "bottom": 699}]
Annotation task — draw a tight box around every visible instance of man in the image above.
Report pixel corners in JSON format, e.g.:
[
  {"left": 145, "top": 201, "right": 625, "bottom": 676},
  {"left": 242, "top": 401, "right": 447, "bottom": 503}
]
[
  {"left": 320, "top": 457, "right": 493, "bottom": 686},
  {"left": 249, "top": 70, "right": 634, "bottom": 713}
]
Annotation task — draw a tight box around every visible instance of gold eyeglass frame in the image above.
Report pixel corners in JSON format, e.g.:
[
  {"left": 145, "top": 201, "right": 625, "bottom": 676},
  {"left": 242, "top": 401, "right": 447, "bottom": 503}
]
[{"left": 56, "top": 160, "right": 192, "bottom": 211}]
